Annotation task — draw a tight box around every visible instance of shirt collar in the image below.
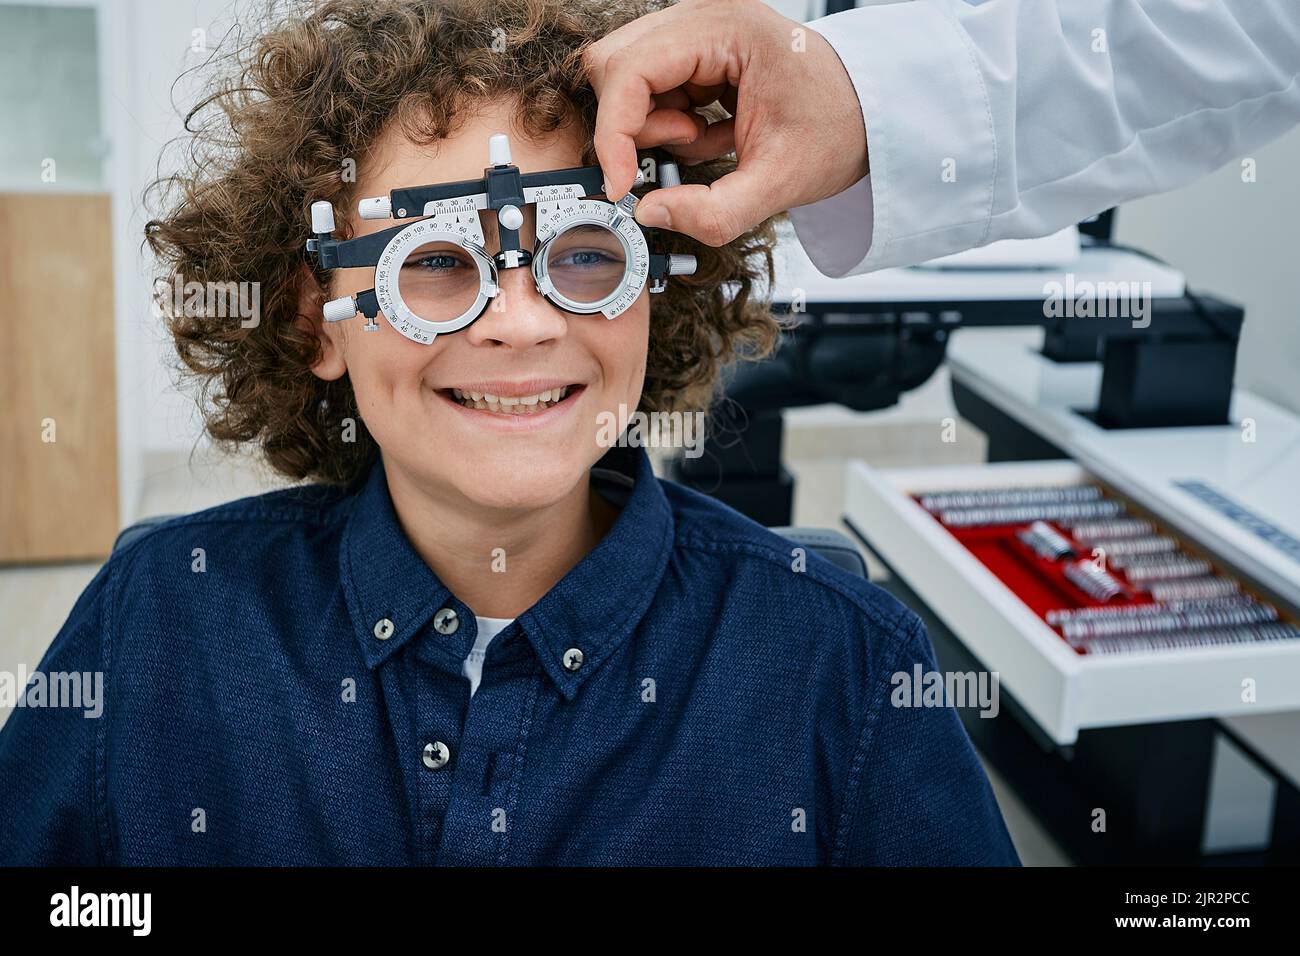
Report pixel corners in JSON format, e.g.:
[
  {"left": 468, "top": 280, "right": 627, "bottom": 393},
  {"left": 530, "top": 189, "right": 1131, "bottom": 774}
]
[{"left": 340, "top": 445, "right": 675, "bottom": 698}]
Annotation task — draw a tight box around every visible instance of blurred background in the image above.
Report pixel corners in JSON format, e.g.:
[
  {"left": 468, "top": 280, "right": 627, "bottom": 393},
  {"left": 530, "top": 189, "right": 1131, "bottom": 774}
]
[{"left": 2, "top": 0, "right": 1298, "bottom": 866}]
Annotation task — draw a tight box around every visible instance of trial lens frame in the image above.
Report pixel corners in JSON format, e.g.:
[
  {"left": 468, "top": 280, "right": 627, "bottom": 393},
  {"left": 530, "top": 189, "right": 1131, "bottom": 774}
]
[{"left": 304, "top": 133, "right": 697, "bottom": 345}]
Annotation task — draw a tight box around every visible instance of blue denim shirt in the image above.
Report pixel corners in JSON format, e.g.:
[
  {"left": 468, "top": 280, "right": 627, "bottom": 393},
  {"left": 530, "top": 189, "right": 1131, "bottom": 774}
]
[{"left": 0, "top": 446, "right": 1019, "bottom": 866}]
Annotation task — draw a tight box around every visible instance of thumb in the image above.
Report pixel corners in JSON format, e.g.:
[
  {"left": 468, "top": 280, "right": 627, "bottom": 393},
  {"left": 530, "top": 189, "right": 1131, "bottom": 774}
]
[{"left": 634, "top": 161, "right": 780, "bottom": 247}]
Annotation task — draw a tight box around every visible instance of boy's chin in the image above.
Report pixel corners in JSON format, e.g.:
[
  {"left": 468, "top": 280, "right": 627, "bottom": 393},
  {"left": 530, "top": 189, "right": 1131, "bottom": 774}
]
[{"left": 451, "top": 461, "right": 589, "bottom": 513}]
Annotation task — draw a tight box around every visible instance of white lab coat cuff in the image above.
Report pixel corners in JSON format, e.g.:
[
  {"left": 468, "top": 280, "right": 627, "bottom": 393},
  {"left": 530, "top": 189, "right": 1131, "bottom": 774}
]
[{"left": 788, "top": 0, "right": 998, "bottom": 276}]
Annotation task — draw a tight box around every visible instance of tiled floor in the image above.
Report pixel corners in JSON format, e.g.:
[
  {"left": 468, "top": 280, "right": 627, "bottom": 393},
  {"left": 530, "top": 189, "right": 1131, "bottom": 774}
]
[{"left": 0, "top": 419, "right": 1070, "bottom": 865}]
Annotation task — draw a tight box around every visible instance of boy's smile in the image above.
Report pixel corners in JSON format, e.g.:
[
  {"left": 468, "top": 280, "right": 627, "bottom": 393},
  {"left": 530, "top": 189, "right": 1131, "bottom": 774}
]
[{"left": 435, "top": 379, "right": 587, "bottom": 428}]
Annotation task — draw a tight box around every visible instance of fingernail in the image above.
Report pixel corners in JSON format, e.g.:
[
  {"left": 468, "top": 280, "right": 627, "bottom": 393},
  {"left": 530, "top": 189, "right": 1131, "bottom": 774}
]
[{"left": 636, "top": 204, "right": 670, "bottom": 229}]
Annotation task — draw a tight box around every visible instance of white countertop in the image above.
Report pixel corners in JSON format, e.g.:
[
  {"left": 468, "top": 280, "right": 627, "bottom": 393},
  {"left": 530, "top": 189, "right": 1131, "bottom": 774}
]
[{"left": 770, "top": 229, "right": 1186, "bottom": 304}]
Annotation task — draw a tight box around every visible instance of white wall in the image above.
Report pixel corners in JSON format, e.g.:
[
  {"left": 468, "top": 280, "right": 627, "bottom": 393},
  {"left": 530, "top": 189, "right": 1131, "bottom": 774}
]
[
  {"left": 1118, "top": 129, "right": 1300, "bottom": 415},
  {"left": 105, "top": 0, "right": 242, "bottom": 482}
]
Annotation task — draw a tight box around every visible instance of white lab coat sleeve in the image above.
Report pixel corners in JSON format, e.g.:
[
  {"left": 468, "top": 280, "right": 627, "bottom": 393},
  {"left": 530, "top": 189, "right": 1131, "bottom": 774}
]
[{"left": 786, "top": 0, "right": 1300, "bottom": 278}]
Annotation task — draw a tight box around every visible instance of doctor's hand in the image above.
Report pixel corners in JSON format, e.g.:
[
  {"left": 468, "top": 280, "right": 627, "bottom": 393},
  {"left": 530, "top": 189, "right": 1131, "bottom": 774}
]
[{"left": 584, "top": 0, "right": 869, "bottom": 247}]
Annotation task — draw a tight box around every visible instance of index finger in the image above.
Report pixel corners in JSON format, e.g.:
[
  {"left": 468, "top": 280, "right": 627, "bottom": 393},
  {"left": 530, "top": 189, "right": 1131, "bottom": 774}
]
[
  {"left": 584, "top": 7, "right": 683, "bottom": 200},
  {"left": 588, "top": 31, "right": 733, "bottom": 200}
]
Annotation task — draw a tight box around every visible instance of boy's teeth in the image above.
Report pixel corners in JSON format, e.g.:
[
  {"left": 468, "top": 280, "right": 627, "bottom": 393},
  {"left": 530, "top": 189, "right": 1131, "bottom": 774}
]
[{"left": 450, "top": 385, "right": 570, "bottom": 413}]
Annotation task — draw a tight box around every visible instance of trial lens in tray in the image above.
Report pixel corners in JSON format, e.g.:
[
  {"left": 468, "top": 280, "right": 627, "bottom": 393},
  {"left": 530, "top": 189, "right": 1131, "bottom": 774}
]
[{"left": 914, "top": 483, "right": 1300, "bottom": 656}]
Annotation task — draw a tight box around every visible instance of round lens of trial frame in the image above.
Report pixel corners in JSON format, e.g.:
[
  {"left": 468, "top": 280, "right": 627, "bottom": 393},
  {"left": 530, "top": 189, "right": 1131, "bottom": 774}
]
[
  {"left": 395, "top": 240, "right": 484, "bottom": 324},
  {"left": 542, "top": 224, "right": 628, "bottom": 306}
]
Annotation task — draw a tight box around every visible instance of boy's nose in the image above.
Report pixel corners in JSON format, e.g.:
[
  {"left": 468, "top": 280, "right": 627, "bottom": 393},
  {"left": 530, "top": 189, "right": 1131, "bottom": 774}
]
[
  {"left": 465, "top": 265, "right": 568, "bottom": 348},
  {"left": 465, "top": 205, "right": 571, "bottom": 347}
]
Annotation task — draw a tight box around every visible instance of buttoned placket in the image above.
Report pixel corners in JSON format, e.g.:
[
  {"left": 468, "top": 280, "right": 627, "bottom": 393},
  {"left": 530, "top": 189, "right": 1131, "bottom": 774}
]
[
  {"left": 370, "top": 599, "right": 544, "bottom": 866},
  {"left": 432, "top": 626, "right": 545, "bottom": 866}
]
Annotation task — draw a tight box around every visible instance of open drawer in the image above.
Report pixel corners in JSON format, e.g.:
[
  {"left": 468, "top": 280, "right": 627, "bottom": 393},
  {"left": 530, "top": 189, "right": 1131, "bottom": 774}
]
[{"left": 843, "top": 459, "right": 1300, "bottom": 745}]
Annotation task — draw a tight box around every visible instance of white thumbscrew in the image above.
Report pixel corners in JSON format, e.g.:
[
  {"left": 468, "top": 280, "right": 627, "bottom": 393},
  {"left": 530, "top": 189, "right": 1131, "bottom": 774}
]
[
  {"left": 666, "top": 254, "right": 697, "bottom": 276},
  {"left": 358, "top": 196, "right": 392, "bottom": 220},
  {"left": 489, "top": 133, "right": 512, "bottom": 166},
  {"left": 311, "top": 201, "right": 336, "bottom": 233},
  {"left": 323, "top": 296, "right": 357, "bottom": 323},
  {"left": 659, "top": 162, "right": 682, "bottom": 189}
]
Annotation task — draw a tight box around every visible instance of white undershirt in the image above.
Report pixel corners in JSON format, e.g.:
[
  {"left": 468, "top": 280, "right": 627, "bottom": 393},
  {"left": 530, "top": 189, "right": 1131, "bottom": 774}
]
[{"left": 463, "top": 615, "right": 514, "bottom": 697}]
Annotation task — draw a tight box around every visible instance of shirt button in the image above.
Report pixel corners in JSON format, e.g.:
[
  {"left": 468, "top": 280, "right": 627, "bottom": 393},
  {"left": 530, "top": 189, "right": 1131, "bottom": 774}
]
[
  {"left": 373, "top": 618, "right": 395, "bottom": 641},
  {"left": 562, "top": 647, "right": 584, "bottom": 672},
  {"left": 422, "top": 741, "right": 451, "bottom": 770},
  {"left": 433, "top": 607, "right": 460, "bottom": 635}
]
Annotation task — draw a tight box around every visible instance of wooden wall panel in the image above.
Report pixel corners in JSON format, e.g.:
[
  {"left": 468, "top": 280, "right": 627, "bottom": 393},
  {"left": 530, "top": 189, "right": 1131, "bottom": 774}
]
[{"left": 0, "top": 192, "right": 118, "bottom": 562}]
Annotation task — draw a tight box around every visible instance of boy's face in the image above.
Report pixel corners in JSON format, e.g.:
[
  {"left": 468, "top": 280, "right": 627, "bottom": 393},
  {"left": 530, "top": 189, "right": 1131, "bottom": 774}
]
[{"left": 308, "top": 101, "right": 649, "bottom": 511}]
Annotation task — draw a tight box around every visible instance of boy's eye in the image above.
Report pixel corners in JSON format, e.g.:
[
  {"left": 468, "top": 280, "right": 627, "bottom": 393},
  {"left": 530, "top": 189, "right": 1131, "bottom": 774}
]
[
  {"left": 552, "top": 248, "right": 620, "bottom": 268},
  {"left": 403, "top": 253, "right": 466, "bottom": 271}
]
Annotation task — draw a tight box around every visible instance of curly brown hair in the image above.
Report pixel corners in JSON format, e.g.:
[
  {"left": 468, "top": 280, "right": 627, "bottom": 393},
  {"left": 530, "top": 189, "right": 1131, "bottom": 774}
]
[{"left": 144, "top": 0, "right": 783, "bottom": 485}]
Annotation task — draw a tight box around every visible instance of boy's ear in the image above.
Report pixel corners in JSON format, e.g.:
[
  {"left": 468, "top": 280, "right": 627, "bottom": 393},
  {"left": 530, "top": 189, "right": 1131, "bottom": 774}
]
[{"left": 295, "top": 264, "right": 347, "bottom": 381}]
